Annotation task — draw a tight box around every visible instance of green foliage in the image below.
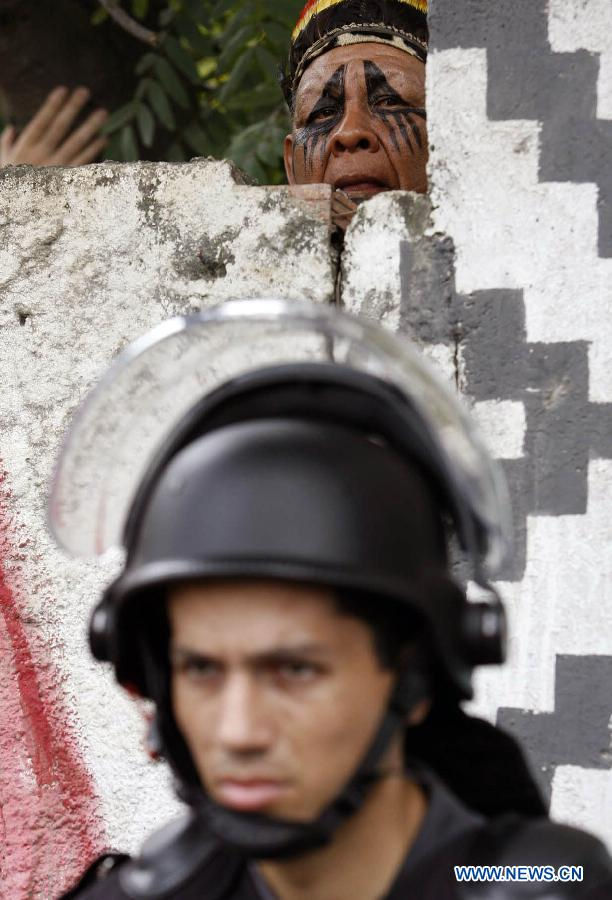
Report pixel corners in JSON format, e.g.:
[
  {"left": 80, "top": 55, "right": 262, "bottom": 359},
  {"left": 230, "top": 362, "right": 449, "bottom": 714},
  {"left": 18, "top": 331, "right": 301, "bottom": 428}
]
[{"left": 95, "top": 0, "right": 303, "bottom": 182}]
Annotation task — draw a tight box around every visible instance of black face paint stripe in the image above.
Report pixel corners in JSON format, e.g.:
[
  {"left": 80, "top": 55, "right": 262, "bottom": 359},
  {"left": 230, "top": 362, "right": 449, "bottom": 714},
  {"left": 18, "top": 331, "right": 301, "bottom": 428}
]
[
  {"left": 308, "top": 132, "right": 320, "bottom": 170},
  {"left": 407, "top": 113, "right": 423, "bottom": 149},
  {"left": 390, "top": 110, "right": 413, "bottom": 155},
  {"left": 294, "top": 65, "right": 346, "bottom": 173},
  {"left": 306, "top": 64, "right": 345, "bottom": 122},
  {"left": 364, "top": 60, "right": 425, "bottom": 156},
  {"left": 377, "top": 109, "right": 400, "bottom": 153}
]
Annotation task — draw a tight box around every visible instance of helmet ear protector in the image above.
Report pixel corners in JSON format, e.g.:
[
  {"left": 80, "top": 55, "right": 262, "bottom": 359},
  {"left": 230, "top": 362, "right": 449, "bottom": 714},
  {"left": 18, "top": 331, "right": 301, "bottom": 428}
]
[{"left": 88, "top": 363, "right": 506, "bottom": 702}]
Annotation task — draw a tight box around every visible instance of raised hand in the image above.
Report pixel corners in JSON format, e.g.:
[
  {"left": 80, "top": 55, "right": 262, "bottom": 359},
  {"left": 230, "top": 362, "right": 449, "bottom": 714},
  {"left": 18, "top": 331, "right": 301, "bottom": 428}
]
[{"left": 0, "top": 86, "right": 108, "bottom": 167}]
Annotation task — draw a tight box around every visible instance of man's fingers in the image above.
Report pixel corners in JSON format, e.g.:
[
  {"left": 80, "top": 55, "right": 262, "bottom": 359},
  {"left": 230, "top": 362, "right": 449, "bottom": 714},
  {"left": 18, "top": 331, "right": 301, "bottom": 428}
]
[
  {"left": 0, "top": 87, "right": 106, "bottom": 167},
  {"left": 0, "top": 124, "right": 16, "bottom": 163},
  {"left": 53, "top": 108, "right": 108, "bottom": 164},
  {"left": 331, "top": 189, "right": 359, "bottom": 230},
  {"left": 18, "top": 86, "right": 70, "bottom": 146},
  {"left": 66, "top": 136, "right": 108, "bottom": 167},
  {"left": 44, "top": 87, "right": 92, "bottom": 149}
]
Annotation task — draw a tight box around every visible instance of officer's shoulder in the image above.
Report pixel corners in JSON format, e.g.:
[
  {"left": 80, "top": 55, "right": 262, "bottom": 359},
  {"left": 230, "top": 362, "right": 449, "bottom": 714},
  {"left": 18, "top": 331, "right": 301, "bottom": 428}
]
[
  {"left": 466, "top": 815, "right": 612, "bottom": 896},
  {"left": 61, "top": 811, "right": 242, "bottom": 899},
  {"left": 60, "top": 852, "right": 130, "bottom": 898},
  {"left": 486, "top": 816, "right": 612, "bottom": 866}
]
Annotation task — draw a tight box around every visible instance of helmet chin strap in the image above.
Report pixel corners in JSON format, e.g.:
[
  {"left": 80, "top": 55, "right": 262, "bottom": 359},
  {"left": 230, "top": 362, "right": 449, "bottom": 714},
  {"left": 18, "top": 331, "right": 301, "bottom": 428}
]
[{"left": 177, "top": 669, "right": 426, "bottom": 860}]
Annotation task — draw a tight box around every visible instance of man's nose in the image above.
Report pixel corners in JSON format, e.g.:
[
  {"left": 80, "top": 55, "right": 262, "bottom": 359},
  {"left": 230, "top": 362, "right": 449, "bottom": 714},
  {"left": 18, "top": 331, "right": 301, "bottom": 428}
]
[
  {"left": 330, "top": 103, "right": 380, "bottom": 155},
  {"left": 217, "top": 674, "right": 273, "bottom": 753}
]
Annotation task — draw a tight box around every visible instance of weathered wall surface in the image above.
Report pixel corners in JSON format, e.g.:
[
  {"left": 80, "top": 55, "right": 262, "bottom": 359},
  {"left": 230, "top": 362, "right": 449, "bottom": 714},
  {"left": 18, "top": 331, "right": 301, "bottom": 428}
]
[
  {"left": 333, "top": 0, "right": 612, "bottom": 851},
  {"left": 423, "top": 0, "right": 612, "bottom": 838},
  {"left": 0, "top": 161, "right": 334, "bottom": 896},
  {"left": 0, "top": 0, "right": 611, "bottom": 895}
]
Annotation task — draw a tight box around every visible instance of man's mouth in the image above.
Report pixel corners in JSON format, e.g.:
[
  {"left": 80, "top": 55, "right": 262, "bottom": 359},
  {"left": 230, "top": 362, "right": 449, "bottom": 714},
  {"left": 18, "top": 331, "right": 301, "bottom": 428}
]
[
  {"left": 334, "top": 176, "right": 388, "bottom": 197},
  {"left": 215, "top": 778, "right": 289, "bottom": 812}
]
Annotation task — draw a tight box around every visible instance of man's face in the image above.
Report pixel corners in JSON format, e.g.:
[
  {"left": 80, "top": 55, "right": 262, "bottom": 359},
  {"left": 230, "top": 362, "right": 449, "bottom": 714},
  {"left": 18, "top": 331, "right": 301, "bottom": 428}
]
[
  {"left": 168, "top": 579, "right": 396, "bottom": 821},
  {"left": 284, "top": 43, "right": 427, "bottom": 196}
]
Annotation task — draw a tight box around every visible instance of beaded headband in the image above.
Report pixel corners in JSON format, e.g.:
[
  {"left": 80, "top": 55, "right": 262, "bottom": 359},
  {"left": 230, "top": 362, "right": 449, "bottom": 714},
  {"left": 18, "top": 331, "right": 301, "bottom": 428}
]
[{"left": 282, "top": 0, "right": 428, "bottom": 108}]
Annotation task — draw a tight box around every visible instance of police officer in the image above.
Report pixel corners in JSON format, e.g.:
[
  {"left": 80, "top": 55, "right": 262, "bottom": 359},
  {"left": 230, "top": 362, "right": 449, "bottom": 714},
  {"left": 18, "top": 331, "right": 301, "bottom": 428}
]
[{"left": 52, "top": 300, "right": 612, "bottom": 898}]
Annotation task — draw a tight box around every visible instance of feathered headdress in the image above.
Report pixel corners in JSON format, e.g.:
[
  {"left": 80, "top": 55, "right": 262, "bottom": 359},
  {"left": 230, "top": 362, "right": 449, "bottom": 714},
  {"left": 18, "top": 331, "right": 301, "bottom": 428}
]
[{"left": 281, "top": 0, "right": 428, "bottom": 109}]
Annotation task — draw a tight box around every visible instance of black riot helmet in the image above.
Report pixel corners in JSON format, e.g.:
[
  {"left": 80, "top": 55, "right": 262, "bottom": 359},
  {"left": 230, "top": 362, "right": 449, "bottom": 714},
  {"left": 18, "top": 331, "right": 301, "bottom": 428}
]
[{"left": 49, "top": 298, "right": 511, "bottom": 860}]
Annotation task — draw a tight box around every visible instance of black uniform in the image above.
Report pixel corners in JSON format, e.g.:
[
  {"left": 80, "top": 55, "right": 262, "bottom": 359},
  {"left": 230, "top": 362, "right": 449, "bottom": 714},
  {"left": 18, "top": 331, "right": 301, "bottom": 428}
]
[{"left": 63, "top": 771, "right": 612, "bottom": 900}]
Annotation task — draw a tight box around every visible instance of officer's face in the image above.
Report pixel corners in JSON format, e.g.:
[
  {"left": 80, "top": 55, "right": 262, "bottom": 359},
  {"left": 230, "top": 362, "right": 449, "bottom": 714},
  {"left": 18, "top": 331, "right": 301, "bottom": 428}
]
[
  {"left": 284, "top": 43, "right": 427, "bottom": 197},
  {"left": 168, "top": 579, "right": 398, "bottom": 821}
]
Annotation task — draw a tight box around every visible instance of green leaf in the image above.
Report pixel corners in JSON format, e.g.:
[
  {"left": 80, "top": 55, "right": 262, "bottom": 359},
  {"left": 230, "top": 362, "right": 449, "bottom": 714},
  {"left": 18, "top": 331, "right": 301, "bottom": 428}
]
[
  {"left": 100, "top": 102, "right": 136, "bottom": 135},
  {"left": 147, "top": 81, "right": 176, "bottom": 130},
  {"left": 131, "top": 0, "right": 149, "bottom": 19},
  {"left": 217, "top": 47, "right": 255, "bottom": 103},
  {"left": 136, "top": 103, "right": 155, "bottom": 147},
  {"left": 255, "top": 45, "right": 279, "bottom": 77},
  {"left": 201, "top": 110, "right": 227, "bottom": 147},
  {"left": 243, "top": 155, "right": 266, "bottom": 184},
  {"left": 226, "top": 119, "right": 265, "bottom": 158},
  {"left": 257, "top": 137, "right": 284, "bottom": 167},
  {"left": 197, "top": 57, "right": 217, "bottom": 79},
  {"left": 253, "top": 115, "right": 287, "bottom": 166},
  {"left": 120, "top": 124, "right": 140, "bottom": 161},
  {"left": 159, "top": 6, "right": 176, "bottom": 27},
  {"left": 224, "top": 85, "right": 282, "bottom": 112},
  {"left": 182, "top": 121, "right": 211, "bottom": 156},
  {"left": 174, "top": 11, "right": 215, "bottom": 55},
  {"left": 134, "top": 76, "right": 151, "bottom": 101},
  {"left": 184, "top": 0, "right": 209, "bottom": 17},
  {"left": 264, "top": 21, "right": 290, "bottom": 49},
  {"left": 216, "top": 24, "right": 254, "bottom": 72},
  {"left": 91, "top": 6, "right": 109, "bottom": 25},
  {"left": 213, "top": 0, "right": 238, "bottom": 17},
  {"left": 217, "top": 5, "right": 250, "bottom": 44},
  {"left": 162, "top": 35, "right": 200, "bottom": 83},
  {"left": 135, "top": 52, "right": 157, "bottom": 76},
  {"left": 166, "top": 140, "right": 186, "bottom": 161},
  {"left": 102, "top": 132, "right": 121, "bottom": 162},
  {"left": 155, "top": 57, "right": 190, "bottom": 108}
]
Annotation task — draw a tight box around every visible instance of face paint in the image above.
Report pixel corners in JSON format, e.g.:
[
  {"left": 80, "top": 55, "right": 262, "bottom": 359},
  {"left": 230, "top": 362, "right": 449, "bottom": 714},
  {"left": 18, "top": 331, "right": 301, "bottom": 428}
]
[
  {"left": 364, "top": 60, "right": 426, "bottom": 157},
  {"left": 294, "top": 65, "right": 346, "bottom": 172}
]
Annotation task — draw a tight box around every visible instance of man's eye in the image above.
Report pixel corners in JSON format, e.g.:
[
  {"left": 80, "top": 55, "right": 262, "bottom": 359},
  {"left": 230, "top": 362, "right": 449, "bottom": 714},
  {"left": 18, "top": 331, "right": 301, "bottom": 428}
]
[
  {"left": 308, "top": 106, "right": 337, "bottom": 123},
  {"left": 275, "top": 661, "right": 320, "bottom": 682},
  {"left": 375, "top": 95, "right": 404, "bottom": 108},
  {"left": 180, "top": 659, "right": 221, "bottom": 680}
]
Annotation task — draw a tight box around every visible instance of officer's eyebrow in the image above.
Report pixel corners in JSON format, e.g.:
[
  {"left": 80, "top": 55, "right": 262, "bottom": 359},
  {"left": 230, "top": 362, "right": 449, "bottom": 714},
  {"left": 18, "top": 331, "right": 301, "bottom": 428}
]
[
  {"left": 253, "top": 644, "right": 333, "bottom": 663},
  {"left": 170, "top": 643, "right": 333, "bottom": 664}
]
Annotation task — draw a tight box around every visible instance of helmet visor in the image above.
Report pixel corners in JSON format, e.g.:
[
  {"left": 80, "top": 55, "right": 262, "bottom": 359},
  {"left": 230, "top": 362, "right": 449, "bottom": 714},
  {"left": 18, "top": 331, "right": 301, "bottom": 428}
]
[{"left": 48, "top": 298, "right": 510, "bottom": 575}]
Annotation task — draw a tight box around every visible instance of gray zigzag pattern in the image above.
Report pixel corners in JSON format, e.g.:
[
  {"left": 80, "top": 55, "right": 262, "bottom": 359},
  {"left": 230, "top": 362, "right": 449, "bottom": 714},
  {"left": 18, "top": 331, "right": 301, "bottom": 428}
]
[
  {"left": 498, "top": 656, "right": 612, "bottom": 803},
  {"left": 414, "top": 0, "right": 612, "bottom": 788},
  {"left": 400, "top": 237, "right": 612, "bottom": 583},
  {"left": 430, "top": 0, "right": 612, "bottom": 256}
]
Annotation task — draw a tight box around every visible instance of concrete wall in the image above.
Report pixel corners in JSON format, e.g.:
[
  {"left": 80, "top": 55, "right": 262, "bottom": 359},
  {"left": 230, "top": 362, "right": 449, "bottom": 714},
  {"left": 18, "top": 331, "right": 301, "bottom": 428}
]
[
  {"left": 425, "top": 0, "right": 612, "bottom": 837},
  {"left": 0, "top": 0, "right": 611, "bottom": 895},
  {"left": 0, "top": 162, "right": 335, "bottom": 896}
]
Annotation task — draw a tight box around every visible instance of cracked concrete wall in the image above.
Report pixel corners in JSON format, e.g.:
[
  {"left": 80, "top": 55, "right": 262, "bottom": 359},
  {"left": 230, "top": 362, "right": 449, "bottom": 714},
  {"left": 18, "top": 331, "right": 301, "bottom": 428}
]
[
  {"left": 418, "top": 0, "right": 611, "bottom": 848},
  {"left": 0, "top": 160, "right": 335, "bottom": 897},
  {"left": 336, "top": 0, "right": 612, "bottom": 854}
]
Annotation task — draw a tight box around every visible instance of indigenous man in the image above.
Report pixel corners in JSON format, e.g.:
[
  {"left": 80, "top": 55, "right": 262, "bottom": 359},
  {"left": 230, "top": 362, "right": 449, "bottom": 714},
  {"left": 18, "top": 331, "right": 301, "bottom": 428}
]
[
  {"left": 281, "top": 0, "right": 429, "bottom": 226},
  {"left": 53, "top": 300, "right": 612, "bottom": 899}
]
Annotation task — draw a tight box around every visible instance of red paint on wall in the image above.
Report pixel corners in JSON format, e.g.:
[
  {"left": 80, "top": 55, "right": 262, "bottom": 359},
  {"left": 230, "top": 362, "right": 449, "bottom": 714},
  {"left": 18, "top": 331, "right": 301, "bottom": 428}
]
[{"left": 0, "top": 470, "right": 104, "bottom": 898}]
